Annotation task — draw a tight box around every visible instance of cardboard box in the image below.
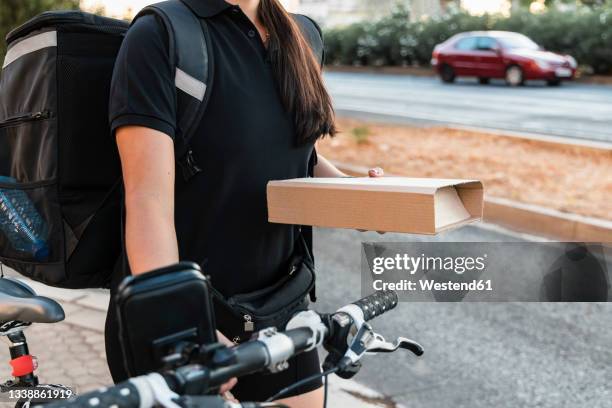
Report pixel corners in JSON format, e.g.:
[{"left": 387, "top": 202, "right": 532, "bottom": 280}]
[{"left": 267, "top": 177, "right": 484, "bottom": 235}]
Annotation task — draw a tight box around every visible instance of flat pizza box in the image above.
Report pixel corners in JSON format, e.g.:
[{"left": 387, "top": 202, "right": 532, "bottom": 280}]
[{"left": 267, "top": 177, "right": 484, "bottom": 235}]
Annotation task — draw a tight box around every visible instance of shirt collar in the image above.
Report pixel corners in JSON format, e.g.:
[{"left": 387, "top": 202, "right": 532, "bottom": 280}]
[{"left": 180, "top": 0, "right": 232, "bottom": 18}]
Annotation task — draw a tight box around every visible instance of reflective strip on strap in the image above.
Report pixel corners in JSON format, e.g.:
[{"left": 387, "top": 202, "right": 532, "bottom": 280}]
[
  {"left": 3, "top": 31, "right": 57, "bottom": 69},
  {"left": 175, "top": 68, "right": 206, "bottom": 101}
]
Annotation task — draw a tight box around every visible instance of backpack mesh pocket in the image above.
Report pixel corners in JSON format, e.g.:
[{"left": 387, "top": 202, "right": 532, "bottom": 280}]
[{"left": 0, "top": 179, "right": 63, "bottom": 267}]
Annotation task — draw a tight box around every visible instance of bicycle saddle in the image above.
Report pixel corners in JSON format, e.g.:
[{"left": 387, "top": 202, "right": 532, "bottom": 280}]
[{"left": 0, "top": 278, "right": 64, "bottom": 324}]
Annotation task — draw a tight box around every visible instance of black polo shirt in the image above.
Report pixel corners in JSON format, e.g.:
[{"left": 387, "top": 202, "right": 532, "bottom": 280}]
[{"left": 109, "top": 0, "right": 318, "bottom": 296}]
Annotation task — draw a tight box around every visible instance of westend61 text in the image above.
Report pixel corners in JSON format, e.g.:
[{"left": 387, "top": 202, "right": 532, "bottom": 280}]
[{"left": 373, "top": 279, "right": 493, "bottom": 292}]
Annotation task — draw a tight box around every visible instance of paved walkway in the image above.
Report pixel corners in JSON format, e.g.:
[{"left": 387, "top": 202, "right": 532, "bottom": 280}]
[{"left": 0, "top": 274, "right": 399, "bottom": 407}]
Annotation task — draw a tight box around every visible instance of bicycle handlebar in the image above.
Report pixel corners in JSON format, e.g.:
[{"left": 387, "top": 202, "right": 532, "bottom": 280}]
[
  {"left": 205, "top": 327, "right": 315, "bottom": 389},
  {"left": 38, "top": 381, "right": 143, "bottom": 408},
  {"left": 39, "top": 291, "right": 417, "bottom": 408},
  {"left": 39, "top": 327, "right": 319, "bottom": 408},
  {"left": 37, "top": 374, "right": 257, "bottom": 408}
]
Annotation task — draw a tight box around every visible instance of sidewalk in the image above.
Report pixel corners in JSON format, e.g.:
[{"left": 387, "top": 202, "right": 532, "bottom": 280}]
[{"left": 0, "top": 274, "right": 399, "bottom": 408}]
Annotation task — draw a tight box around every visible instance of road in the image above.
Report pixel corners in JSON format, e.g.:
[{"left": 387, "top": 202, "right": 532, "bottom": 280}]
[
  {"left": 313, "top": 226, "right": 612, "bottom": 408},
  {"left": 325, "top": 72, "right": 612, "bottom": 144}
]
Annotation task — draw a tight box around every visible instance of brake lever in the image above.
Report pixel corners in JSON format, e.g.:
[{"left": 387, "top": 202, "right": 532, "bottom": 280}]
[{"left": 366, "top": 333, "right": 424, "bottom": 356}]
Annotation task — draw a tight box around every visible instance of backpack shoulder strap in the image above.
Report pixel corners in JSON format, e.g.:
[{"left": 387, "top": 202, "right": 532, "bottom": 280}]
[
  {"left": 291, "top": 14, "right": 323, "bottom": 301},
  {"left": 292, "top": 14, "right": 324, "bottom": 67},
  {"left": 133, "top": 0, "right": 213, "bottom": 180}
]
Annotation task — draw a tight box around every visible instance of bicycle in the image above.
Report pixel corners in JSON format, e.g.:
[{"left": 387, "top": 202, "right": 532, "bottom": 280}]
[
  {"left": 0, "top": 276, "right": 73, "bottom": 407},
  {"left": 34, "top": 290, "right": 424, "bottom": 408}
]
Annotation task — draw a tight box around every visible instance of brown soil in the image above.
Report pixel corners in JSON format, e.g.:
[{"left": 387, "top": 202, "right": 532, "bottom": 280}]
[{"left": 317, "top": 117, "right": 612, "bottom": 221}]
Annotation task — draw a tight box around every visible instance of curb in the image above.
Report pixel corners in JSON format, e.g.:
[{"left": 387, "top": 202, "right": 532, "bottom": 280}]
[
  {"left": 326, "top": 65, "right": 436, "bottom": 78},
  {"left": 324, "top": 65, "right": 612, "bottom": 86},
  {"left": 332, "top": 161, "right": 612, "bottom": 242},
  {"left": 484, "top": 196, "right": 612, "bottom": 242}
]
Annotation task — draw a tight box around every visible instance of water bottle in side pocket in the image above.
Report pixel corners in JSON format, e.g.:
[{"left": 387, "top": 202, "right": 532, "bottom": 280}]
[{"left": 0, "top": 176, "right": 49, "bottom": 261}]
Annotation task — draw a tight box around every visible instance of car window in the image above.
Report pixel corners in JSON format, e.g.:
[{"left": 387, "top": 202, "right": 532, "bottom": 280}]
[
  {"left": 497, "top": 35, "right": 539, "bottom": 50},
  {"left": 455, "top": 37, "right": 478, "bottom": 51},
  {"left": 477, "top": 37, "right": 498, "bottom": 51}
]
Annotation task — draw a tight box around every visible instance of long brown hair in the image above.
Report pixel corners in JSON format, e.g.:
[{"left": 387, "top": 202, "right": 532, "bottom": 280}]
[{"left": 258, "top": 0, "right": 336, "bottom": 144}]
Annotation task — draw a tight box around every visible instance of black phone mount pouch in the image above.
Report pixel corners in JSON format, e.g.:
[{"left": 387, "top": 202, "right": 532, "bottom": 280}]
[{"left": 114, "top": 261, "right": 217, "bottom": 377}]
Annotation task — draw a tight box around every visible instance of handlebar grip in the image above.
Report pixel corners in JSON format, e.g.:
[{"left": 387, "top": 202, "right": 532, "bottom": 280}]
[
  {"left": 37, "top": 382, "right": 140, "bottom": 408},
  {"left": 352, "top": 290, "right": 398, "bottom": 321}
]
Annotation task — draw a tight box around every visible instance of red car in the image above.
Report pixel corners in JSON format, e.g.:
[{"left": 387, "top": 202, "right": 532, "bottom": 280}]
[{"left": 431, "top": 31, "right": 577, "bottom": 86}]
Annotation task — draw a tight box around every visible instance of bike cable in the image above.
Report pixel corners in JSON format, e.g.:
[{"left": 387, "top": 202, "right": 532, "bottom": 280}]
[
  {"left": 323, "top": 367, "right": 333, "bottom": 408},
  {"left": 264, "top": 366, "right": 338, "bottom": 404}
]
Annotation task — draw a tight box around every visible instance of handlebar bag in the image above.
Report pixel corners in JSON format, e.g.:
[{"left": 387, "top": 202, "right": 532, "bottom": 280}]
[
  {"left": 210, "top": 235, "right": 315, "bottom": 344},
  {"left": 114, "top": 261, "right": 217, "bottom": 377}
]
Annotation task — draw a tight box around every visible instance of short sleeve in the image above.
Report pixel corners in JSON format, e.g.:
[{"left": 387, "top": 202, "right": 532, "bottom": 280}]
[{"left": 109, "top": 14, "right": 177, "bottom": 139}]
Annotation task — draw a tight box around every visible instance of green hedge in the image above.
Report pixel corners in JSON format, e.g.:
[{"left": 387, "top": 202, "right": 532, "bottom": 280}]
[{"left": 323, "top": 5, "right": 612, "bottom": 74}]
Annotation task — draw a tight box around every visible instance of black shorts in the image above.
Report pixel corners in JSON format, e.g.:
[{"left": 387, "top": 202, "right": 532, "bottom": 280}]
[{"left": 104, "top": 293, "right": 323, "bottom": 402}]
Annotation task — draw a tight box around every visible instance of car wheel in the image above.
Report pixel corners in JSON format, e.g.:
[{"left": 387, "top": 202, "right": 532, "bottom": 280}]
[
  {"left": 505, "top": 65, "right": 524, "bottom": 87},
  {"left": 547, "top": 79, "right": 562, "bottom": 87},
  {"left": 479, "top": 77, "right": 490, "bottom": 85},
  {"left": 440, "top": 64, "right": 456, "bottom": 83}
]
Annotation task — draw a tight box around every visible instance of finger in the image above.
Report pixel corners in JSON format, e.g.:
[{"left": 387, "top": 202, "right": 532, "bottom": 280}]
[
  {"left": 219, "top": 377, "right": 238, "bottom": 394},
  {"left": 224, "top": 391, "right": 239, "bottom": 403},
  {"left": 217, "top": 330, "right": 235, "bottom": 347},
  {"left": 219, "top": 378, "right": 237, "bottom": 395},
  {"left": 368, "top": 167, "right": 384, "bottom": 177}
]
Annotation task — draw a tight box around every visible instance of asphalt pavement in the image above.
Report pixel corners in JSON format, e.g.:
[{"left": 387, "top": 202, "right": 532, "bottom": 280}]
[
  {"left": 325, "top": 72, "right": 612, "bottom": 144},
  {"left": 312, "top": 225, "right": 612, "bottom": 408}
]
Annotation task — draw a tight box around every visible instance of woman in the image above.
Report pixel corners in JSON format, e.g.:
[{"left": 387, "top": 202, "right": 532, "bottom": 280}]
[{"left": 106, "top": 0, "right": 383, "bottom": 406}]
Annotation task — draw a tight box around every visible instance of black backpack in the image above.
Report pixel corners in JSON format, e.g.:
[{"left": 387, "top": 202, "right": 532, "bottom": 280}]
[{"left": 0, "top": 1, "right": 323, "bottom": 289}]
